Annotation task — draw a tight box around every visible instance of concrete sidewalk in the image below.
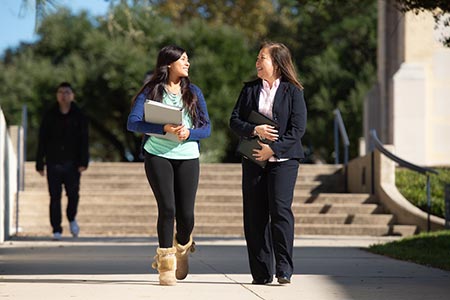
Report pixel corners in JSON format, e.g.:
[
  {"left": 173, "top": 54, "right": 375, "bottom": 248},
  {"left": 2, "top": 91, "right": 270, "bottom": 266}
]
[{"left": 1, "top": 236, "right": 449, "bottom": 300}]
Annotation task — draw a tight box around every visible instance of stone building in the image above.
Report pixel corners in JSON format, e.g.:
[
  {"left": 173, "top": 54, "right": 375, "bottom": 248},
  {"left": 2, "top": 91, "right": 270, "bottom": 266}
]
[{"left": 364, "top": 0, "right": 450, "bottom": 166}]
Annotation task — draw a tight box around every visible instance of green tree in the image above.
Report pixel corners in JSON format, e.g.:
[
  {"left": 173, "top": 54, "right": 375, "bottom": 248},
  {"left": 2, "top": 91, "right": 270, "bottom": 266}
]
[
  {"left": 146, "top": 0, "right": 274, "bottom": 40},
  {"left": 146, "top": 0, "right": 379, "bottom": 162},
  {"left": 265, "top": 0, "right": 378, "bottom": 162},
  {"left": 6, "top": 1, "right": 379, "bottom": 163},
  {"left": 19, "top": 0, "right": 59, "bottom": 30},
  {"left": 0, "top": 5, "right": 255, "bottom": 162}
]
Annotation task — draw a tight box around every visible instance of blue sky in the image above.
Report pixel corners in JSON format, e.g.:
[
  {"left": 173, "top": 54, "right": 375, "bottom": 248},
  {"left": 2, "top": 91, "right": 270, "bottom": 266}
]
[{"left": 0, "top": 0, "right": 110, "bottom": 55}]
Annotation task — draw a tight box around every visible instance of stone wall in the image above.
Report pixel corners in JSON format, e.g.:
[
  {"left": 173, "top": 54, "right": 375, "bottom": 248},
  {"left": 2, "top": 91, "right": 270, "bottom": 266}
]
[
  {"left": 365, "top": 1, "right": 450, "bottom": 166},
  {"left": 0, "top": 107, "right": 18, "bottom": 243}
]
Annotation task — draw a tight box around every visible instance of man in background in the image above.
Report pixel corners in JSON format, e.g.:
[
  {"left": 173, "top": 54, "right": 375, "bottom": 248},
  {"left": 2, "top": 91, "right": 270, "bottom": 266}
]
[{"left": 36, "top": 82, "right": 89, "bottom": 240}]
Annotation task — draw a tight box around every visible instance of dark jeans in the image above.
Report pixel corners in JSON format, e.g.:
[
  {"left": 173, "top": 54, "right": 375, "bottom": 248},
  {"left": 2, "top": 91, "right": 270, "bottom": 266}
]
[
  {"left": 242, "top": 158, "right": 299, "bottom": 281},
  {"left": 46, "top": 162, "right": 81, "bottom": 233},
  {"left": 144, "top": 152, "right": 199, "bottom": 248}
]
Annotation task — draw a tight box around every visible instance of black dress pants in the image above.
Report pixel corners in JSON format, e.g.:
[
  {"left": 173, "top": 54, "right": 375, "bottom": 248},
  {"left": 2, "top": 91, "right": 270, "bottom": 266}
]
[
  {"left": 242, "top": 158, "right": 299, "bottom": 281},
  {"left": 46, "top": 161, "right": 81, "bottom": 233}
]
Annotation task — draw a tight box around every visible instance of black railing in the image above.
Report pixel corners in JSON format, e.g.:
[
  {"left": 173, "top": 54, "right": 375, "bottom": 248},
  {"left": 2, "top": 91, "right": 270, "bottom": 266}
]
[
  {"left": 369, "top": 129, "right": 438, "bottom": 232},
  {"left": 15, "top": 105, "right": 27, "bottom": 235},
  {"left": 333, "top": 109, "right": 350, "bottom": 165},
  {"left": 333, "top": 109, "right": 350, "bottom": 192}
]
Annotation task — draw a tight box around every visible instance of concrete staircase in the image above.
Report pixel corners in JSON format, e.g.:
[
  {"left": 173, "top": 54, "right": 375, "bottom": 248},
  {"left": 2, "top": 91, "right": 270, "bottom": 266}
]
[{"left": 16, "top": 162, "right": 417, "bottom": 237}]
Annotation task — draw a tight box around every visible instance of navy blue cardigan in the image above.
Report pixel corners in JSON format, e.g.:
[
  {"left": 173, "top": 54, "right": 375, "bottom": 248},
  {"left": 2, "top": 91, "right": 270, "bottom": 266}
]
[{"left": 127, "top": 83, "right": 211, "bottom": 147}]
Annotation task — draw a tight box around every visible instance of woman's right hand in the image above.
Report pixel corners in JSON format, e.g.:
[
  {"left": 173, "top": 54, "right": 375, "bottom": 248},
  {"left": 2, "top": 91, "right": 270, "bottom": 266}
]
[
  {"left": 254, "top": 124, "right": 278, "bottom": 141},
  {"left": 164, "top": 124, "right": 184, "bottom": 135}
]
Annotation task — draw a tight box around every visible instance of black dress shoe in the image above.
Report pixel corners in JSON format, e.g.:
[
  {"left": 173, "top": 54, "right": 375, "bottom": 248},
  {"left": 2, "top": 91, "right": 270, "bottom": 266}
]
[
  {"left": 276, "top": 272, "right": 291, "bottom": 284},
  {"left": 251, "top": 277, "right": 273, "bottom": 285}
]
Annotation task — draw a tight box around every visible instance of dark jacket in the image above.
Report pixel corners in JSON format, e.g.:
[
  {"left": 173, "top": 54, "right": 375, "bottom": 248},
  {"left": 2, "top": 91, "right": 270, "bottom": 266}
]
[
  {"left": 229, "top": 78, "right": 307, "bottom": 160},
  {"left": 36, "top": 102, "right": 89, "bottom": 171}
]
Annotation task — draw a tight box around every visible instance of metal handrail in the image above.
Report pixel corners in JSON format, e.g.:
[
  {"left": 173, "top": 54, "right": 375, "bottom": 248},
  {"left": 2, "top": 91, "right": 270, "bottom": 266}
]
[
  {"left": 369, "top": 129, "right": 438, "bottom": 232},
  {"left": 15, "top": 105, "right": 27, "bottom": 236},
  {"left": 370, "top": 130, "right": 437, "bottom": 175},
  {"left": 333, "top": 109, "right": 350, "bottom": 165},
  {"left": 333, "top": 109, "right": 350, "bottom": 192},
  {"left": 20, "top": 105, "right": 27, "bottom": 191}
]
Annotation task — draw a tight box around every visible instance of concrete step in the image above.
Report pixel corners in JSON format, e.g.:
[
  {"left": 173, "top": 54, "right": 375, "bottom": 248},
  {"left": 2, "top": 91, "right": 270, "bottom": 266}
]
[
  {"left": 25, "top": 169, "right": 342, "bottom": 184},
  {"left": 15, "top": 223, "right": 416, "bottom": 237},
  {"left": 23, "top": 180, "right": 341, "bottom": 191},
  {"left": 18, "top": 191, "right": 373, "bottom": 204},
  {"left": 17, "top": 202, "right": 382, "bottom": 215},
  {"left": 17, "top": 212, "right": 395, "bottom": 226},
  {"left": 17, "top": 162, "right": 417, "bottom": 237},
  {"left": 25, "top": 162, "right": 344, "bottom": 173},
  {"left": 293, "top": 224, "right": 417, "bottom": 236}
]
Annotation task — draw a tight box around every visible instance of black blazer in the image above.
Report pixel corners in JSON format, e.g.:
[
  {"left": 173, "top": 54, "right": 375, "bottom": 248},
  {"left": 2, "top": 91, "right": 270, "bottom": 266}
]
[{"left": 229, "top": 78, "right": 307, "bottom": 160}]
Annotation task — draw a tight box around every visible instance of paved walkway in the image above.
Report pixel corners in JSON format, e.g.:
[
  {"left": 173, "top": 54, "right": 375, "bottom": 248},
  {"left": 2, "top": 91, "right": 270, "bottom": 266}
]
[{"left": 1, "top": 236, "right": 449, "bottom": 300}]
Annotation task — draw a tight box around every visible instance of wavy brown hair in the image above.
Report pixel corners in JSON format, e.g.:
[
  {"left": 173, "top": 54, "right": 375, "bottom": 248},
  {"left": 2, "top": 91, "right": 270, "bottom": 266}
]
[
  {"left": 261, "top": 42, "right": 303, "bottom": 90},
  {"left": 132, "top": 45, "right": 206, "bottom": 127}
]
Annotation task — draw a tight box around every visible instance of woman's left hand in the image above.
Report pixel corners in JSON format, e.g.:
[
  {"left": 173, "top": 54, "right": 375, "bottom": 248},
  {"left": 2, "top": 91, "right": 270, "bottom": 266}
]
[{"left": 253, "top": 141, "right": 275, "bottom": 161}]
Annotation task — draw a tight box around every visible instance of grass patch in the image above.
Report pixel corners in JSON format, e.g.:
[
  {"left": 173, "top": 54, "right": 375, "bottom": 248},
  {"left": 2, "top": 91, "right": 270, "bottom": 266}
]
[
  {"left": 396, "top": 167, "right": 450, "bottom": 218},
  {"left": 368, "top": 230, "right": 450, "bottom": 271}
]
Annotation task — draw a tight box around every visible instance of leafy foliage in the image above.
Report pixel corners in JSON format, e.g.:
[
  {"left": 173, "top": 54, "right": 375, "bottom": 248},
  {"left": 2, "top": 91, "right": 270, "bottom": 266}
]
[
  {"left": 265, "top": 0, "right": 377, "bottom": 161},
  {"left": 396, "top": 167, "right": 450, "bottom": 218},
  {"left": 0, "top": 5, "right": 254, "bottom": 162},
  {"left": 20, "top": 0, "right": 60, "bottom": 30},
  {"left": 146, "top": 0, "right": 274, "bottom": 40},
  {"left": 2, "top": 1, "right": 379, "bottom": 163}
]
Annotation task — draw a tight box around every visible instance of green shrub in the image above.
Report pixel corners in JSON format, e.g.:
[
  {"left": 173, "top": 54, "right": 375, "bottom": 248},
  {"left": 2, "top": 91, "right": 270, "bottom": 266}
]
[
  {"left": 368, "top": 230, "right": 450, "bottom": 271},
  {"left": 396, "top": 167, "right": 450, "bottom": 218}
]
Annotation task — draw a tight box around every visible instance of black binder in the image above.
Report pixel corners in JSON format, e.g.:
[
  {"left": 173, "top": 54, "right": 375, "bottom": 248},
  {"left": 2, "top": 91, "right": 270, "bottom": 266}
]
[{"left": 236, "top": 110, "right": 278, "bottom": 168}]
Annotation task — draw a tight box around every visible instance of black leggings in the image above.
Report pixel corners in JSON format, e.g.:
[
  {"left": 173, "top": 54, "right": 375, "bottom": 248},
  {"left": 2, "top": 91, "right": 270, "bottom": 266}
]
[{"left": 144, "top": 152, "right": 199, "bottom": 248}]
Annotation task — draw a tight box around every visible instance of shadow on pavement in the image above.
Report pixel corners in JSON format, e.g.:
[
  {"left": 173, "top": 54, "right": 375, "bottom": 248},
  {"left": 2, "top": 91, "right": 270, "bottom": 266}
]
[{"left": 2, "top": 236, "right": 449, "bottom": 300}]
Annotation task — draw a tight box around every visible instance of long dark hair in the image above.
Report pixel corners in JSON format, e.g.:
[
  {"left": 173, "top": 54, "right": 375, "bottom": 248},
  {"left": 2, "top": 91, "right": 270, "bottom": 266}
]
[
  {"left": 132, "top": 45, "right": 205, "bottom": 126},
  {"left": 261, "top": 42, "right": 304, "bottom": 90}
]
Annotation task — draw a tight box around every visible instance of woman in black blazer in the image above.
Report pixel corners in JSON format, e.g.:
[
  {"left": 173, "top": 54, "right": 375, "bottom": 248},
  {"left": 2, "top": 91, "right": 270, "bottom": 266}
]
[{"left": 229, "top": 42, "right": 307, "bottom": 285}]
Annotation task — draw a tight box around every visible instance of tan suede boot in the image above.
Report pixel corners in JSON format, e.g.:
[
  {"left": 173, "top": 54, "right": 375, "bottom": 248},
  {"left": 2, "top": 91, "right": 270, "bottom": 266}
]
[
  {"left": 174, "top": 235, "right": 195, "bottom": 280},
  {"left": 151, "top": 247, "right": 177, "bottom": 285}
]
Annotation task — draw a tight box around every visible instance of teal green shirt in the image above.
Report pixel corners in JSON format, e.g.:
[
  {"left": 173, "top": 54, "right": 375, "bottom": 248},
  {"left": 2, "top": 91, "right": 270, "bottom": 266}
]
[{"left": 144, "top": 91, "right": 199, "bottom": 159}]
